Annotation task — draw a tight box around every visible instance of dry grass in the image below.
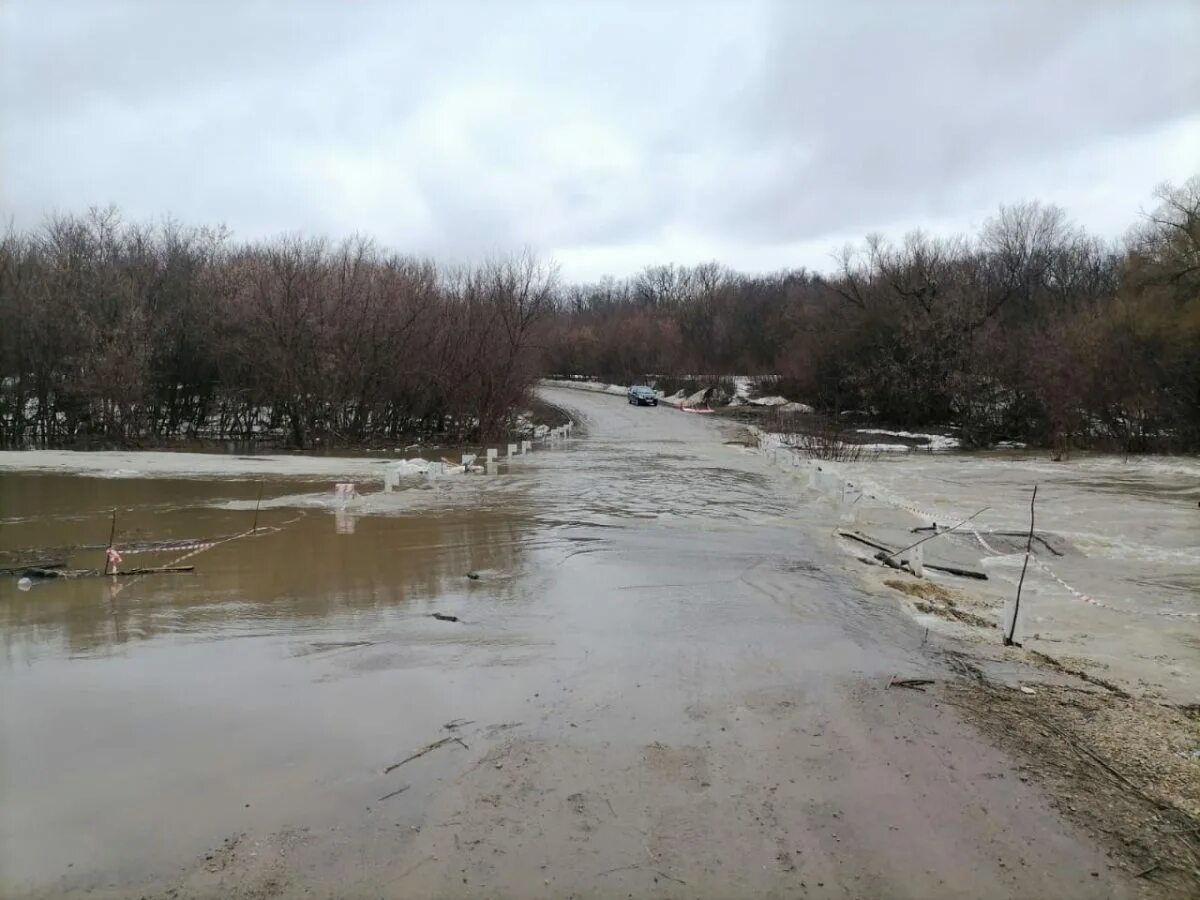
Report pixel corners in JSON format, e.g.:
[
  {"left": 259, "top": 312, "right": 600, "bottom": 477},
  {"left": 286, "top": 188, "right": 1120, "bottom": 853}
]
[
  {"left": 764, "top": 412, "right": 881, "bottom": 462},
  {"left": 945, "top": 672, "right": 1200, "bottom": 896},
  {"left": 884, "top": 578, "right": 997, "bottom": 629},
  {"left": 885, "top": 578, "right": 956, "bottom": 603}
]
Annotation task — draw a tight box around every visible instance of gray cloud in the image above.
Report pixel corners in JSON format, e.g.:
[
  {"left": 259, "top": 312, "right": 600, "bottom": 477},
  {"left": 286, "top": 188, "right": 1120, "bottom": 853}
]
[
  {"left": 2, "top": 0, "right": 1197, "bottom": 278},
  {"left": 718, "top": 2, "right": 1200, "bottom": 241}
]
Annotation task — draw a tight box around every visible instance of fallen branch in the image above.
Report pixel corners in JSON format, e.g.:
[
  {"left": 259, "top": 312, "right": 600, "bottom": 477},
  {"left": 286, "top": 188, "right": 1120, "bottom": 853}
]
[
  {"left": 1026, "top": 650, "right": 1130, "bottom": 698},
  {"left": 384, "top": 735, "right": 469, "bottom": 773},
  {"left": 874, "top": 552, "right": 904, "bottom": 571},
  {"left": 1024, "top": 710, "right": 1140, "bottom": 793},
  {"left": 839, "top": 532, "right": 987, "bottom": 580},
  {"left": 840, "top": 531, "right": 892, "bottom": 553},
  {"left": 115, "top": 566, "right": 195, "bottom": 575},
  {"left": 598, "top": 864, "right": 642, "bottom": 877},
  {"left": 0, "top": 560, "right": 65, "bottom": 575},
  {"left": 376, "top": 785, "right": 411, "bottom": 802},
  {"left": 597, "top": 864, "right": 687, "bottom": 886},
  {"left": 19, "top": 565, "right": 194, "bottom": 580},
  {"left": 19, "top": 567, "right": 92, "bottom": 579},
  {"left": 888, "top": 677, "right": 935, "bottom": 691},
  {"left": 922, "top": 561, "right": 988, "bottom": 580},
  {"left": 654, "top": 870, "right": 688, "bottom": 886}
]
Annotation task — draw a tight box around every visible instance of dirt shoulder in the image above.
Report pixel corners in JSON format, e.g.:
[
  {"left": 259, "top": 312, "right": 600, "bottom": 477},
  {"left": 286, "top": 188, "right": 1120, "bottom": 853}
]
[
  {"left": 849, "top": 554, "right": 1200, "bottom": 896},
  {"left": 939, "top": 652, "right": 1200, "bottom": 897},
  {"left": 859, "top": 552, "right": 1200, "bottom": 896}
]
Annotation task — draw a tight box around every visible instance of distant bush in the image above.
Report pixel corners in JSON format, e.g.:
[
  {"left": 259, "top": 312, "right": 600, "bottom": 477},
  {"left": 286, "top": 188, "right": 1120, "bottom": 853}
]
[{"left": 0, "top": 210, "right": 555, "bottom": 448}]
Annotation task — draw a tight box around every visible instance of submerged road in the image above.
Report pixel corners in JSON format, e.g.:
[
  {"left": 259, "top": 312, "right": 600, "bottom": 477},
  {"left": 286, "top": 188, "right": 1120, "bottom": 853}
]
[{"left": 1, "top": 387, "right": 1131, "bottom": 898}]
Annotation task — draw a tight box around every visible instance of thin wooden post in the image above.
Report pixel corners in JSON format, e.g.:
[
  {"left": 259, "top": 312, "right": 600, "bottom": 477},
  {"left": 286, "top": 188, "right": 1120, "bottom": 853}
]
[
  {"left": 103, "top": 508, "right": 117, "bottom": 576},
  {"left": 252, "top": 481, "right": 264, "bottom": 534},
  {"left": 1005, "top": 485, "right": 1038, "bottom": 647}
]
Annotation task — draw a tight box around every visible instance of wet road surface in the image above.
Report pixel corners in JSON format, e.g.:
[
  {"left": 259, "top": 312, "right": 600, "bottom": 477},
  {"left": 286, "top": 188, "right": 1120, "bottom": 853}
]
[{"left": 1, "top": 388, "right": 1132, "bottom": 898}]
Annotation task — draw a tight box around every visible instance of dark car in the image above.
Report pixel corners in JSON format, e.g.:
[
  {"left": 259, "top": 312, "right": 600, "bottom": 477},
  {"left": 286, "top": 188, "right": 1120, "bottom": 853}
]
[{"left": 628, "top": 385, "right": 658, "bottom": 406}]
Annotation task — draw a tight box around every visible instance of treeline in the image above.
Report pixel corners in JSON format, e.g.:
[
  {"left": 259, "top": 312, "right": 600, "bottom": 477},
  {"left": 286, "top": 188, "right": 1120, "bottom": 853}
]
[
  {"left": 4, "top": 178, "right": 1197, "bottom": 452},
  {"left": 545, "top": 178, "right": 1200, "bottom": 452},
  {"left": 0, "top": 209, "right": 554, "bottom": 447}
]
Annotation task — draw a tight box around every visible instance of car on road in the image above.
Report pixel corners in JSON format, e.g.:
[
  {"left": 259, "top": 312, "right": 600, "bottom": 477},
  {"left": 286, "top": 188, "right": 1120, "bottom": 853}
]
[{"left": 628, "top": 385, "right": 658, "bottom": 406}]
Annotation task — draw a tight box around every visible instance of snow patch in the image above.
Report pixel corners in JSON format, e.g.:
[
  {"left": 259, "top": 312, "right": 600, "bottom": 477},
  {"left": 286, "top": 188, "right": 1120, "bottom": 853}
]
[
  {"left": 855, "top": 428, "right": 961, "bottom": 451},
  {"left": 0, "top": 449, "right": 487, "bottom": 483},
  {"left": 748, "top": 395, "right": 789, "bottom": 407}
]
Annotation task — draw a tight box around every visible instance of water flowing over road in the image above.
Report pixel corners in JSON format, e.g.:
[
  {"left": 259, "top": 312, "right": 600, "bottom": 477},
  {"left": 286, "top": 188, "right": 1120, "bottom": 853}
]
[{"left": 1, "top": 387, "right": 1133, "bottom": 898}]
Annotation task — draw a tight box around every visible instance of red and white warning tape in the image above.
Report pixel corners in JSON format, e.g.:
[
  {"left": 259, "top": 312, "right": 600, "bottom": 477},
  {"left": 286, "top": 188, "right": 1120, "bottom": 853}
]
[
  {"left": 106, "top": 514, "right": 305, "bottom": 602},
  {"left": 118, "top": 538, "right": 226, "bottom": 556}
]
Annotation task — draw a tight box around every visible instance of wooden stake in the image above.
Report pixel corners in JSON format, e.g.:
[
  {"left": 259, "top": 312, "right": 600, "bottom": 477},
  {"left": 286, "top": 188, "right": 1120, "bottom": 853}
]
[
  {"left": 103, "top": 508, "right": 118, "bottom": 576},
  {"left": 252, "top": 481, "right": 264, "bottom": 534},
  {"left": 1005, "top": 484, "right": 1038, "bottom": 647}
]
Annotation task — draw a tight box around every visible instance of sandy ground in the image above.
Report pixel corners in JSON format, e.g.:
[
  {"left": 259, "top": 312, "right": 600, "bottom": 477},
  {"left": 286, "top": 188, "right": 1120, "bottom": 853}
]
[{"left": 1, "top": 387, "right": 1194, "bottom": 898}]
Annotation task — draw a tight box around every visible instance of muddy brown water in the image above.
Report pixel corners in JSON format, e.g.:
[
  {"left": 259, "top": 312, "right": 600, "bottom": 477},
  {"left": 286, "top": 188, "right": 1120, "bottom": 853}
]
[
  {"left": 1, "top": 474, "right": 533, "bottom": 657},
  {"left": 0, "top": 392, "right": 1137, "bottom": 898},
  {"left": 1, "top": 473, "right": 541, "bottom": 893}
]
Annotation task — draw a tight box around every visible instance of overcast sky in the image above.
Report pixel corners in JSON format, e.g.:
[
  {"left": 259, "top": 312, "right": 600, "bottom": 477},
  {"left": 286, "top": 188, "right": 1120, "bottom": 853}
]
[{"left": 2, "top": 1, "right": 1198, "bottom": 280}]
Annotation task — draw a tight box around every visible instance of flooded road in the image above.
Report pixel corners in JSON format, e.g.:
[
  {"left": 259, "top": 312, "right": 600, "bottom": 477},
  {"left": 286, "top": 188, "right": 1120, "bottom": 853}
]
[{"left": 1, "top": 389, "right": 1134, "bottom": 898}]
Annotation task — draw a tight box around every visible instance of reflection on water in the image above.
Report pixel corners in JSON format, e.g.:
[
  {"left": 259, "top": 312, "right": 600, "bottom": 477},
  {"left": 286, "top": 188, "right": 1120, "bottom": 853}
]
[
  {"left": 334, "top": 509, "right": 357, "bottom": 534},
  {"left": 0, "top": 473, "right": 535, "bottom": 662}
]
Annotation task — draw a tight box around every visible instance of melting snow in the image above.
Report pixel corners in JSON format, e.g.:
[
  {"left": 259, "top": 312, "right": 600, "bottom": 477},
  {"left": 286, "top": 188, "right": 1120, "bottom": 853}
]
[{"left": 855, "top": 429, "right": 961, "bottom": 451}]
